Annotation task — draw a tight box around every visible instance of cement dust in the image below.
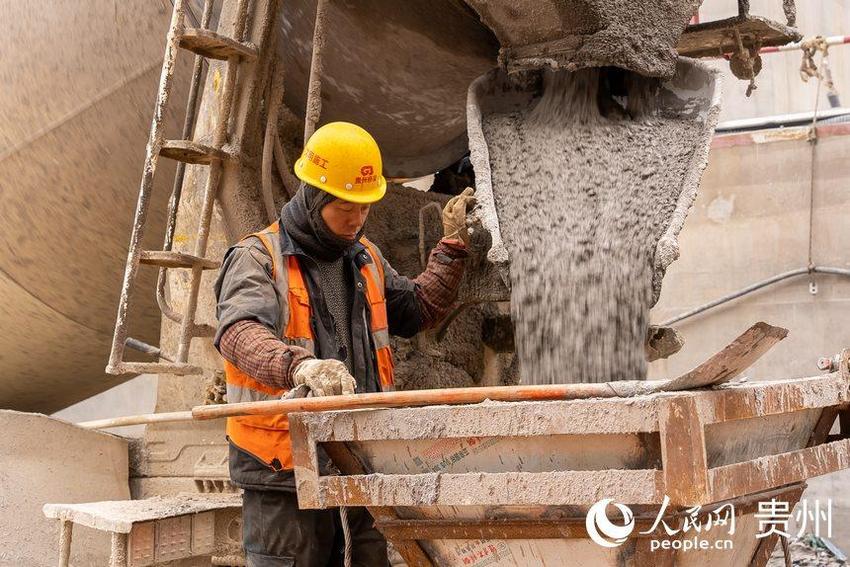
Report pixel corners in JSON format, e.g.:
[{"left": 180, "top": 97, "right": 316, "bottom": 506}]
[{"left": 482, "top": 68, "right": 702, "bottom": 384}]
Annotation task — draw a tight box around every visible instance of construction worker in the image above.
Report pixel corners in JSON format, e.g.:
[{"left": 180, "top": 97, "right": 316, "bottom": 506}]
[{"left": 214, "top": 121, "right": 475, "bottom": 566}]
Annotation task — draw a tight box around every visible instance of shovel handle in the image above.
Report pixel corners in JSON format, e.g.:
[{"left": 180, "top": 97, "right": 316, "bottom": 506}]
[{"left": 191, "top": 382, "right": 623, "bottom": 420}]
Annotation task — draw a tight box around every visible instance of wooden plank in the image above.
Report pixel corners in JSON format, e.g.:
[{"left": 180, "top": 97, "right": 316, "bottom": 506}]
[
  {"left": 178, "top": 28, "right": 258, "bottom": 61},
  {"left": 300, "top": 397, "right": 660, "bottom": 443},
  {"left": 323, "top": 442, "right": 434, "bottom": 567},
  {"left": 659, "top": 322, "right": 787, "bottom": 392},
  {"left": 659, "top": 396, "right": 709, "bottom": 506},
  {"left": 376, "top": 518, "right": 658, "bottom": 540},
  {"left": 375, "top": 485, "right": 802, "bottom": 542},
  {"left": 42, "top": 494, "right": 241, "bottom": 533},
  {"left": 699, "top": 374, "right": 848, "bottom": 424},
  {"left": 317, "top": 470, "right": 663, "bottom": 507},
  {"left": 139, "top": 251, "right": 219, "bottom": 270},
  {"left": 159, "top": 140, "right": 230, "bottom": 165},
  {"left": 289, "top": 416, "right": 322, "bottom": 509},
  {"left": 747, "top": 485, "right": 806, "bottom": 567},
  {"left": 709, "top": 438, "right": 850, "bottom": 502}
]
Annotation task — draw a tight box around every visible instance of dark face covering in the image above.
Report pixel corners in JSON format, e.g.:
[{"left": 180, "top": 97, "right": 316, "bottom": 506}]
[{"left": 280, "top": 184, "right": 364, "bottom": 261}]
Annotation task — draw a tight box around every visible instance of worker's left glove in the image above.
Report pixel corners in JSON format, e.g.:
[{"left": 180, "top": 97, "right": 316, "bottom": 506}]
[
  {"left": 442, "top": 187, "right": 476, "bottom": 246},
  {"left": 292, "top": 358, "right": 357, "bottom": 397}
]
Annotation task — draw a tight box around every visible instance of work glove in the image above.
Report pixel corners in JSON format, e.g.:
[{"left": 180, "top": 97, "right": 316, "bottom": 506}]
[
  {"left": 442, "top": 187, "right": 476, "bottom": 247},
  {"left": 292, "top": 358, "right": 357, "bottom": 397}
]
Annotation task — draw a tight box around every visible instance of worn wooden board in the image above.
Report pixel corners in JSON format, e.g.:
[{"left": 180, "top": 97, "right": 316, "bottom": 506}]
[
  {"left": 659, "top": 396, "right": 709, "bottom": 505},
  {"left": 658, "top": 322, "right": 788, "bottom": 392}
]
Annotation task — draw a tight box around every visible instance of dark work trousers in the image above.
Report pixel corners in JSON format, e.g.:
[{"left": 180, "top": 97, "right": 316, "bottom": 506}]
[{"left": 242, "top": 489, "right": 390, "bottom": 566}]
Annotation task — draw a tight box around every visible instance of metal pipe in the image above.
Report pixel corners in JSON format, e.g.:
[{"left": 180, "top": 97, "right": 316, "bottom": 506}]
[
  {"left": 273, "top": 135, "right": 296, "bottom": 198},
  {"left": 262, "top": 43, "right": 285, "bottom": 223},
  {"left": 709, "top": 35, "right": 850, "bottom": 63},
  {"left": 109, "top": 533, "right": 128, "bottom": 567},
  {"left": 191, "top": 382, "right": 656, "bottom": 421},
  {"left": 303, "top": 0, "right": 329, "bottom": 141},
  {"left": 715, "top": 107, "right": 850, "bottom": 131},
  {"left": 660, "top": 266, "right": 850, "bottom": 327},
  {"left": 80, "top": 383, "right": 634, "bottom": 429},
  {"left": 124, "top": 337, "right": 174, "bottom": 362},
  {"left": 418, "top": 202, "right": 442, "bottom": 269},
  {"left": 760, "top": 35, "right": 850, "bottom": 54}
]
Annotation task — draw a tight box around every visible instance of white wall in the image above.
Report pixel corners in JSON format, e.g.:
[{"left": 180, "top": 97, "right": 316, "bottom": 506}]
[{"left": 52, "top": 374, "right": 157, "bottom": 437}]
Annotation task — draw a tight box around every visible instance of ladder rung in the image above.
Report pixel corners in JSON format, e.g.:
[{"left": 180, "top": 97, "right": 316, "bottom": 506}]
[
  {"left": 159, "top": 140, "right": 231, "bottom": 165},
  {"left": 106, "top": 361, "right": 204, "bottom": 376},
  {"left": 139, "top": 251, "right": 220, "bottom": 270},
  {"left": 178, "top": 28, "right": 258, "bottom": 61}
]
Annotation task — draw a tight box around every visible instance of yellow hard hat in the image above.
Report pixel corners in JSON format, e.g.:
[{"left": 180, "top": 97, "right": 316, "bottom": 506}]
[{"left": 295, "top": 121, "right": 387, "bottom": 204}]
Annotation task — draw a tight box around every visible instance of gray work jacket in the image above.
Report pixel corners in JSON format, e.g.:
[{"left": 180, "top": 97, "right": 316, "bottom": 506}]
[{"left": 214, "top": 221, "right": 424, "bottom": 489}]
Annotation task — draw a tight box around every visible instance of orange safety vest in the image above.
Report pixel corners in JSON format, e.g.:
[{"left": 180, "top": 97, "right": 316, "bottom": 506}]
[{"left": 224, "top": 221, "right": 395, "bottom": 470}]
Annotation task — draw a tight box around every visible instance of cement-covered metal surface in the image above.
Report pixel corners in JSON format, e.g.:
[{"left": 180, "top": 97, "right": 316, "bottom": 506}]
[
  {"left": 277, "top": 0, "right": 498, "bottom": 178},
  {"left": 649, "top": 123, "right": 850, "bottom": 546},
  {"left": 0, "top": 411, "right": 129, "bottom": 566},
  {"left": 0, "top": 0, "right": 192, "bottom": 412},
  {"left": 464, "top": 0, "right": 702, "bottom": 78}
]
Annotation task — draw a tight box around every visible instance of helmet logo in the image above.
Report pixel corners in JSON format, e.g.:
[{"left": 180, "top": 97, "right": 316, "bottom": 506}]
[{"left": 356, "top": 165, "right": 377, "bottom": 186}]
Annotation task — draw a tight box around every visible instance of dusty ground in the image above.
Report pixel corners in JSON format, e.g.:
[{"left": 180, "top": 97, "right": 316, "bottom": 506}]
[{"left": 767, "top": 537, "right": 847, "bottom": 566}]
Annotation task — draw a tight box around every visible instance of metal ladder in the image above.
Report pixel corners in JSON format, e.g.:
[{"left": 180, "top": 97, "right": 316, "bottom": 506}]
[{"left": 106, "top": 0, "right": 256, "bottom": 376}]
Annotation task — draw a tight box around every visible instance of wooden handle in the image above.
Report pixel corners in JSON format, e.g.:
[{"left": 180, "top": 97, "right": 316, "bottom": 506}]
[{"left": 191, "top": 382, "right": 627, "bottom": 420}]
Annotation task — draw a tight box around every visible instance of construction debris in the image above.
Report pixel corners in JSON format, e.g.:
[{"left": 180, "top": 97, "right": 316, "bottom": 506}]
[{"left": 767, "top": 536, "right": 847, "bottom": 566}]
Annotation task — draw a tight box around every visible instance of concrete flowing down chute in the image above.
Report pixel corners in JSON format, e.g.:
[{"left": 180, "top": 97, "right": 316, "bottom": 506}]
[{"left": 466, "top": 43, "right": 721, "bottom": 384}]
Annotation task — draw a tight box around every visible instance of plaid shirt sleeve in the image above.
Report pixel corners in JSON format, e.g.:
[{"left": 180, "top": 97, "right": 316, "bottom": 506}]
[
  {"left": 412, "top": 238, "right": 469, "bottom": 329},
  {"left": 377, "top": 238, "right": 469, "bottom": 337},
  {"left": 218, "top": 320, "right": 314, "bottom": 390}
]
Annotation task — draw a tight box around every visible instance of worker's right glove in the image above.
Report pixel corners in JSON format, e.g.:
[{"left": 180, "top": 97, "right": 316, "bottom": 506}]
[{"left": 292, "top": 358, "right": 357, "bottom": 397}]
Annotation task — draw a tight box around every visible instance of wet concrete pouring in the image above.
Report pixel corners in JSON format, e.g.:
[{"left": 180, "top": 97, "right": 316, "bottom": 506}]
[{"left": 482, "top": 68, "right": 703, "bottom": 384}]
